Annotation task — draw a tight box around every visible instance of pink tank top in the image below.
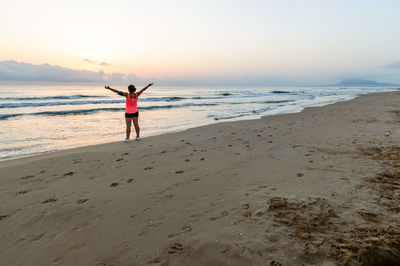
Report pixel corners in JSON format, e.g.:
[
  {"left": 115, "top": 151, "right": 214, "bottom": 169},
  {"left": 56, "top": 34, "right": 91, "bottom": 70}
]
[{"left": 125, "top": 93, "right": 138, "bottom": 113}]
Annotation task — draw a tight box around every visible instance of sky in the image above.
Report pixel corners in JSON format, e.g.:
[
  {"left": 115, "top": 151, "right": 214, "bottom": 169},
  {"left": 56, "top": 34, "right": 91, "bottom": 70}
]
[{"left": 0, "top": 0, "right": 400, "bottom": 85}]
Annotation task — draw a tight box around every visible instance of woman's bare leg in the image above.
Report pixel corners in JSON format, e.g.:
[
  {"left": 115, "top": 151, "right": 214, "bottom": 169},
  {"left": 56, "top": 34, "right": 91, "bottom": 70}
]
[
  {"left": 125, "top": 118, "right": 132, "bottom": 139},
  {"left": 133, "top": 117, "right": 140, "bottom": 138}
]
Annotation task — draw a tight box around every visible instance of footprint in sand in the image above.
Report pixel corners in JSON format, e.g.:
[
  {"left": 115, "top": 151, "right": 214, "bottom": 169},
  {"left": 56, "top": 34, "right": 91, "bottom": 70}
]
[
  {"left": 210, "top": 210, "right": 229, "bottom": 221},
  {"left": 42, "top": 197, "right": 57, "bottom": 203},
  {"left": 122, "top": 152, "right": 130, "bottom": 155},
  {"left": 110, "top": 183, "right": 119, "bottom": 187},
  {"left": 76, "top": 199, "right": 88, "bottom": 204},
  {"left": 144, "top": 166, "right": 154, "bottom": 170},
  {"left": 38, "top": 170, "right": 46, "bottom": 174},
  {"left": 20, "top": 175, "right": 34, "bottom": 180},
  {"left": 181, "top": 225, "right": 192, "bottom": 232},
  {"left": 166, "top": 194, "right": 174, "bottom": 199},
  {"left": 148, "top": 258, "right": 163, "bottom": 264},
  {"left": 168, "top": 243, "right": 183, "bottom": 254},
  {"left": 64, "top": 172, "right": 74, "bottom": 176},
  {"left": 185, "top": 159, "right": 190, "bottom": 162},
  {"left": 221, "top": 210, "right": 229, "bottom": 216},
  {"left": 17, "top": 189, "right": 31, "bottom": 195},
  {"left": 243, "top": 211, "right": 252, "bottom": 218},
  {"left": 127, "top": 178, "right": 135, "bottom": 183},
  {"left": 297, "top": 173, "right": 304, "bottom": 177},
  {"left": 269, "top": 260, "right": 282, "bottom": 266},
  {"left": 0, "top": 215, "right": 10, "bottom": 221},
  {"left": 69, "top": 243, "right": 88, "bottom": 251},
  {"left": 52, "top": 257, "right": 63, "bottom": 264},
  {"left": 116, "top": 158, "right": 124, "bottom": 162},
  {"left": 242, "top": 204, "right": 250, "bottom": 209},
  {"left": 200, "top": 158, "right": 205, "bottom": 161},
  {"left": 175, "top": 170, "right": 184, "bottom": 174},
  {"left": 73, "top": 159, "right": 82, "bottom": 164},
  {"left": 167, "top": 225, "right": 192, "bottom": 239}
]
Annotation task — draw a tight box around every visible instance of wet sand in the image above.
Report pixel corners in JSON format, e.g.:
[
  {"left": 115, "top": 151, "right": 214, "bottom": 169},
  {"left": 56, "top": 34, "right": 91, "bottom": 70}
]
[{"left": 1, "top": 90, "right": 400, "bottom": 265}]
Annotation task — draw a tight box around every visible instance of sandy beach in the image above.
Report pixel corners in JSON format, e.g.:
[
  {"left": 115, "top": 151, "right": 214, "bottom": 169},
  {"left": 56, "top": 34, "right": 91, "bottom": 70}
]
[{"left": 1, "top": 90, "right": 400, "bottom": 265}]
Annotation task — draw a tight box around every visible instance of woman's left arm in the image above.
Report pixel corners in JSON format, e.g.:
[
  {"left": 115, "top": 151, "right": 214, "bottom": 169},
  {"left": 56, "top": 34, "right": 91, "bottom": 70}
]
[{"left": 136, "top": 83, "right": 153, "bottom": 97}]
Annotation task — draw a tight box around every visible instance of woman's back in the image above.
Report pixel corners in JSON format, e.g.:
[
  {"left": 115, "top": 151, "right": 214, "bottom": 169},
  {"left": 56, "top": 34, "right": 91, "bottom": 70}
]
[{"left": 126, "top": 93, "right": 138, "bottom": 113}]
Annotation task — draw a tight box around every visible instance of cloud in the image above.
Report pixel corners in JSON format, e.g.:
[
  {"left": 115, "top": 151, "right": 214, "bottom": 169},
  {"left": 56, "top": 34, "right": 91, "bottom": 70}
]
[
  {"left": 104, "top": 73, "right": 126, "bottom": 83},
  {"left": 82, "top": 58, "right": 111, "bottom": 67},
  {"left": 0, "top": 60, "right": 106, "bottom": 82},
  {"left": 384, "top": 60, "right": 400, "bottom": 69},
  {"left": 0, "top": 60, "right": 147, "bottom": 85},
  {"left": 0, "top": 60, "right": 302, "bottom": 85},
  {"left": 8, "top": 60, "right": 398, "bottom": 86},
  {"left": 82, "top": 58, "right": 94, "bottom": 63}
]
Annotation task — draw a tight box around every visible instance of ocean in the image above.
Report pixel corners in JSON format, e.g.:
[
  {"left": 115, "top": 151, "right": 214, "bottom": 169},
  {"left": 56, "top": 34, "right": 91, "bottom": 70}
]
[{"left": 0, "top": 84, "right": 396, "bottom": 160}]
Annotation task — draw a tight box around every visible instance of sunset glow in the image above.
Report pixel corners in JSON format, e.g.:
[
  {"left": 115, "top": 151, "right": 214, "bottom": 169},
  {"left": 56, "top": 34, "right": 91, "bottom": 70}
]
[{"left": 1, "top": 0, "right": 400, "bottom": 84}]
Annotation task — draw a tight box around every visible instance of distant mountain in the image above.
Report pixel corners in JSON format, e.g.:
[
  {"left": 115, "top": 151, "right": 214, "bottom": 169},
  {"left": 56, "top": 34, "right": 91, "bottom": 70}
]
[{"left": 334, "top": 79, "right": 399, "bottom": 87}]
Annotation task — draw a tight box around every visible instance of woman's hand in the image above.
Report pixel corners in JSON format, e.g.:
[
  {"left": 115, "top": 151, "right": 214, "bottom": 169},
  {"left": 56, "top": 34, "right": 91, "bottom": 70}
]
[
  {"left": 105, "top": 85, "right": 111, "bottom": 90},
  {"left": 148, "top": 83, "right": 153, "bottom": 86}
]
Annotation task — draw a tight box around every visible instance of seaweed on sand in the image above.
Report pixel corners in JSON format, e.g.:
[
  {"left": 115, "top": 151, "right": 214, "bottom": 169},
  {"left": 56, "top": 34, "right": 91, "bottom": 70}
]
[{"left": 268, "top": 197, "right": 400, "bottom": 265}]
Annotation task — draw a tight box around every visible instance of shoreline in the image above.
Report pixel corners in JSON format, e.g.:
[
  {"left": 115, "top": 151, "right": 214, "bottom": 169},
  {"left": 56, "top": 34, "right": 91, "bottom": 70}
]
[
  {"left": 2, "top": 89, "right": 397, "bottom": 163},
  {"left": 1, "top": 90, "right": 400, "bottom": 265}
]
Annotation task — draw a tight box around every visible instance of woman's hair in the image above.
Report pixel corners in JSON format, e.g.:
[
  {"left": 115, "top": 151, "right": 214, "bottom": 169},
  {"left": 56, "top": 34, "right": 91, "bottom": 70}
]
[{"left": 128, "top": 84, "right": 136, "bottom": 93}]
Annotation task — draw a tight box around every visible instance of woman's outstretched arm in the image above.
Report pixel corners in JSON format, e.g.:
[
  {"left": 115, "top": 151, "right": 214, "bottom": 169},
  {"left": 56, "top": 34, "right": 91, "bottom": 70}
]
[
  {"left": 136, "top": 83, "right": 153, "bottom": 96},
  {"left": 105, "top": 86, "right": 127, "bottom": 97}
]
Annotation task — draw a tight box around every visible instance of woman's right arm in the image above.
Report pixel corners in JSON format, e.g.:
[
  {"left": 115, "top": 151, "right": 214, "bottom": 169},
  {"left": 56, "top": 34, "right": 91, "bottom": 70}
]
[{"left": 105, "top": 86, "right": 127, "bottom": 97}]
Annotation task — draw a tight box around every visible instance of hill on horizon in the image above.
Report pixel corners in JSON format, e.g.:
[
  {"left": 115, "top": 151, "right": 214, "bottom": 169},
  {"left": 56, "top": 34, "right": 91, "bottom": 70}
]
[{"left": 334, "top": 79, "right": 398, "bottom": 87}]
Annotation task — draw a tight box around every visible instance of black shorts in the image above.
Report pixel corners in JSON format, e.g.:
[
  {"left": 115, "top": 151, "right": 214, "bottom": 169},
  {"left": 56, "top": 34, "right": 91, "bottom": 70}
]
[{"left": 125, "top": 111, "right": 139, "bottom": 118}]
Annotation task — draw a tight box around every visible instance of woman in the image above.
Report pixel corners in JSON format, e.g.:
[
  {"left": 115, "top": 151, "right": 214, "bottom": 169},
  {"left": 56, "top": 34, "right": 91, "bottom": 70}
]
[{"left": 105, "top": 83, "right": 153, "bottom": 142}]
